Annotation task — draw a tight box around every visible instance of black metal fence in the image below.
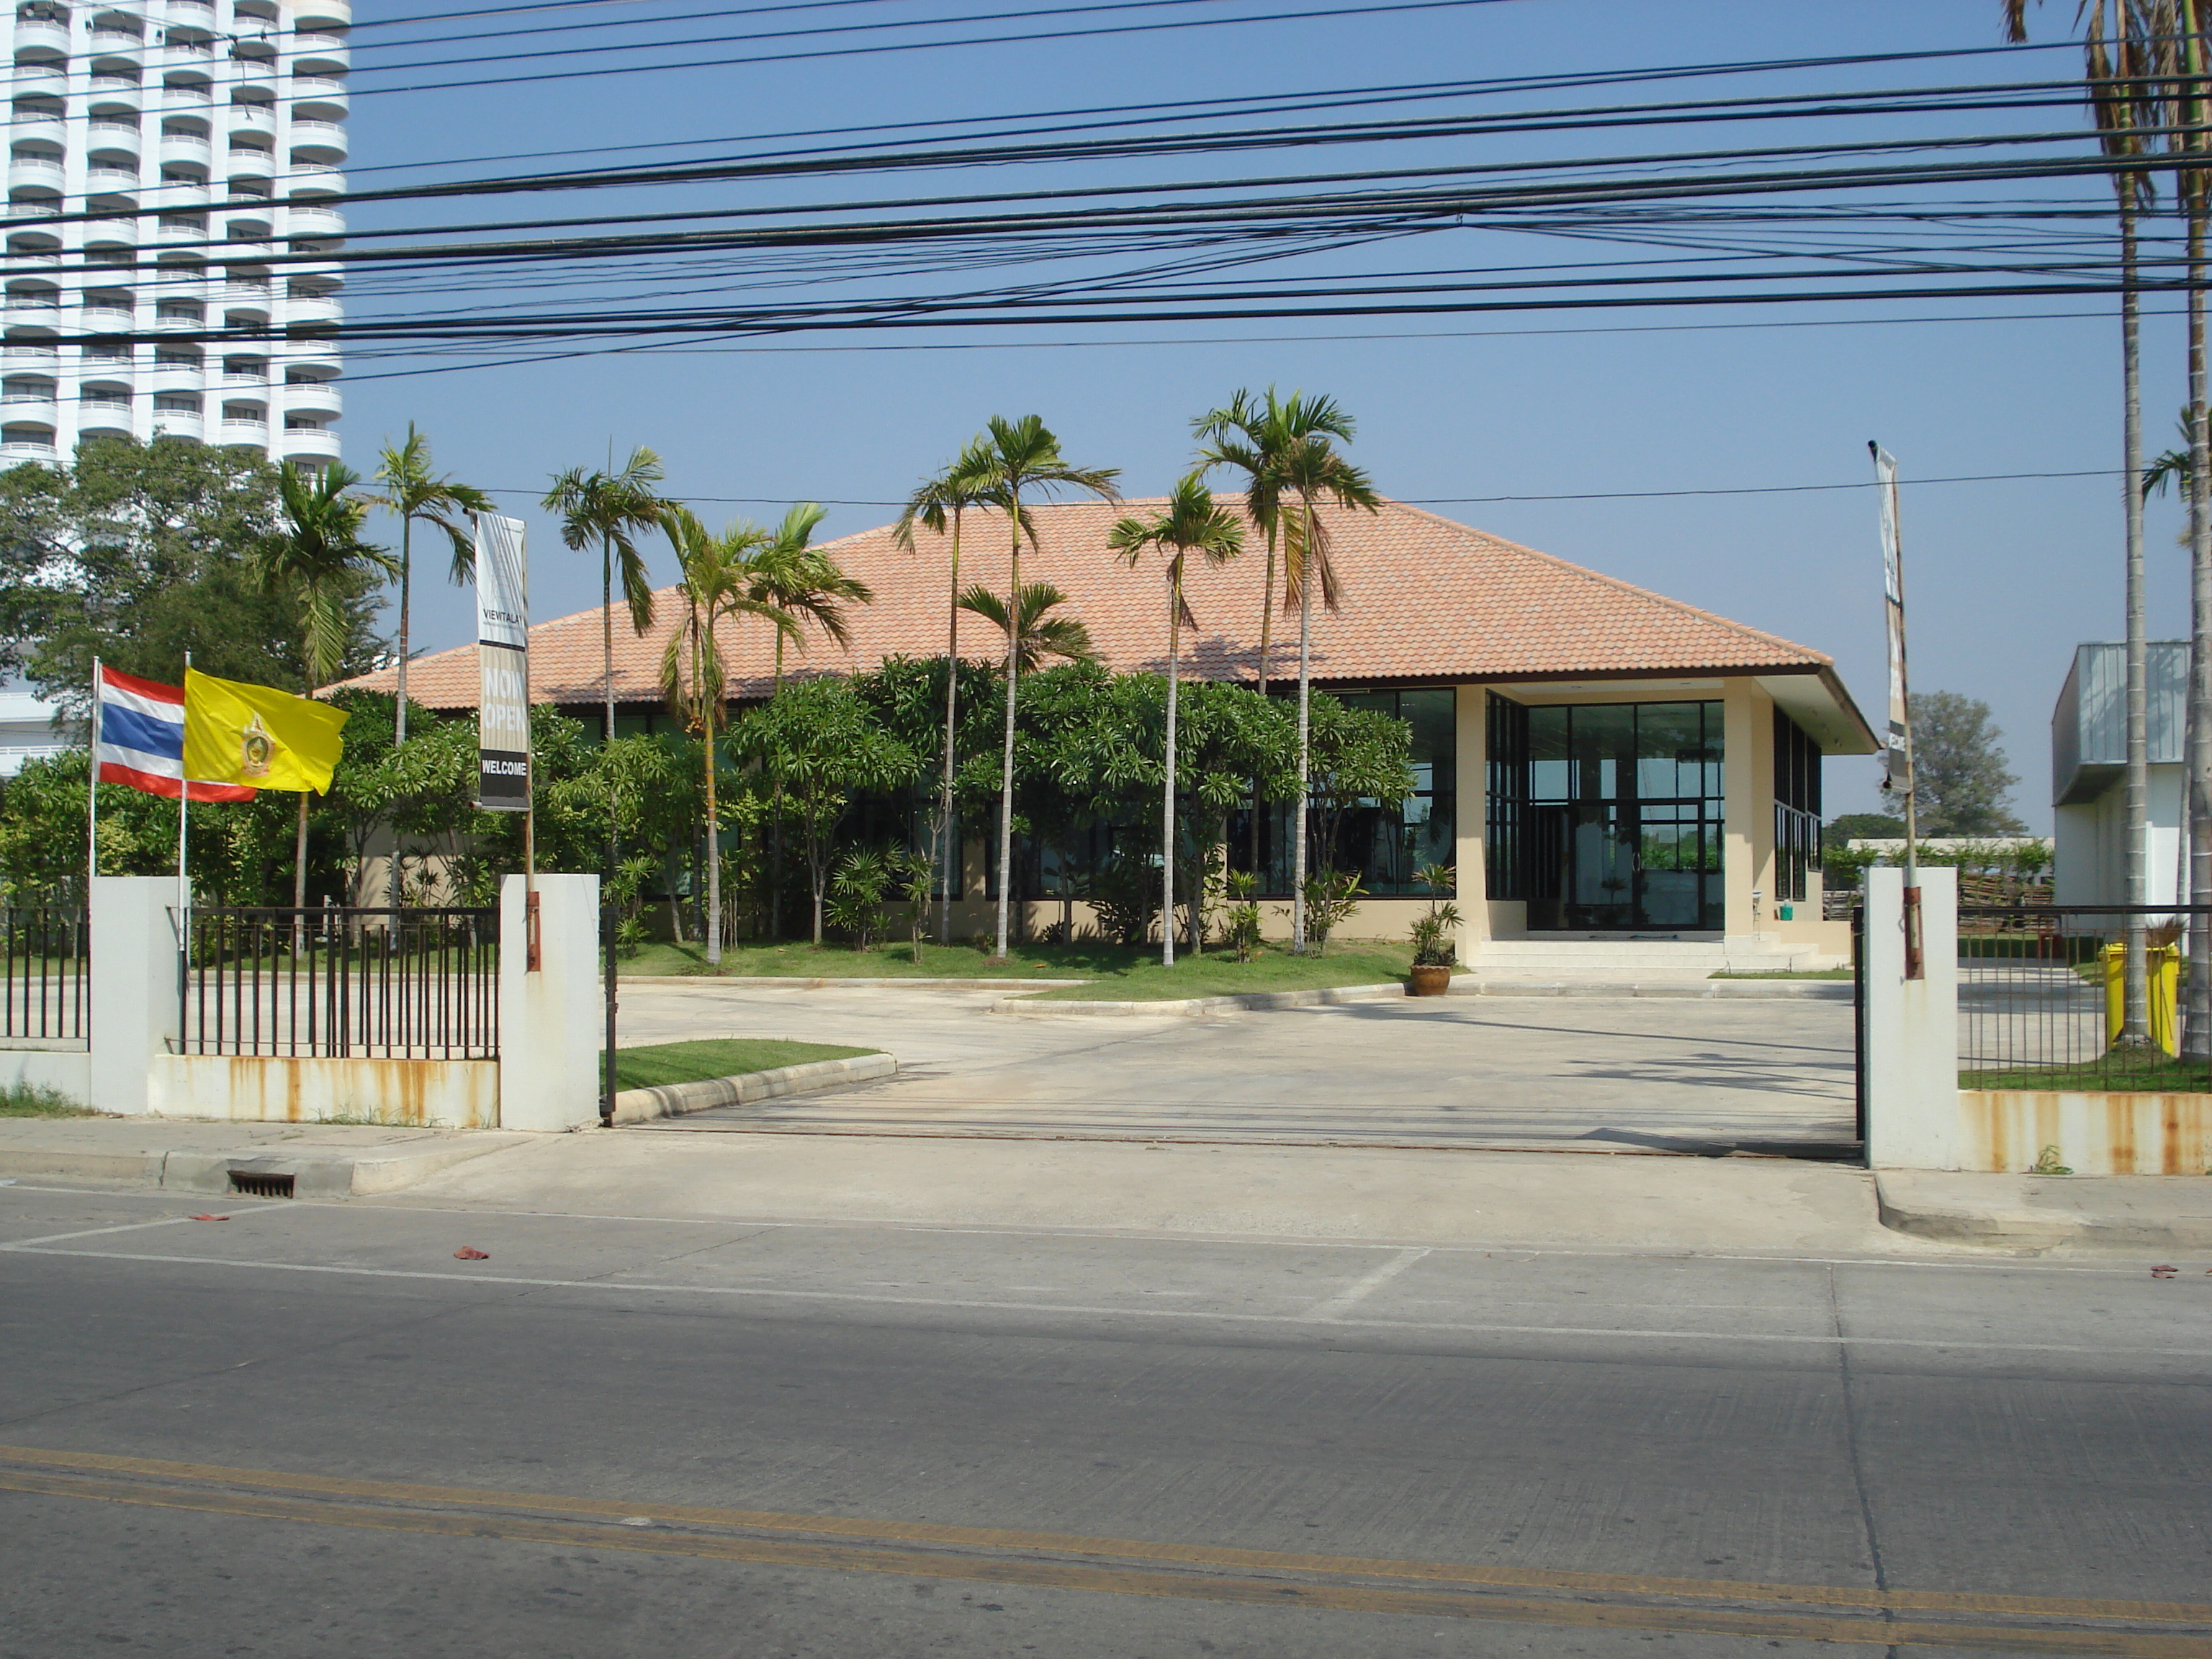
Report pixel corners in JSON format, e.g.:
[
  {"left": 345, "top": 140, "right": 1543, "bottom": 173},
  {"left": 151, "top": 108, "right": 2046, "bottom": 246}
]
[
  {"left": 1958, "top": 905, "right": 2212, "bottom": 1092},
  {"left": 178, "top": 907, "right": 500, "bottom": 1060},
  {"left": 1, "top": 903, "right": 88, "bottom": 1043}
]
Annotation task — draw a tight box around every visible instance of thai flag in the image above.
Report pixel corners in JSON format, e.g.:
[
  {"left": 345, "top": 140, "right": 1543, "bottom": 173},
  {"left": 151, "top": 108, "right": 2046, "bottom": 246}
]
[{"left": 94, "top": 665, "right": 255, "bottom": 801}]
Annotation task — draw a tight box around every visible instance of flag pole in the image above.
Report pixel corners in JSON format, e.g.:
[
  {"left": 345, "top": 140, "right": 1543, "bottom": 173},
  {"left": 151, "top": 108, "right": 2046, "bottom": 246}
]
[
  {"left": 179, "top": 655, "right": 191, "bottom": 932},
  {"left": 88, "top": 655, "right": 99, "bottom": 903}
]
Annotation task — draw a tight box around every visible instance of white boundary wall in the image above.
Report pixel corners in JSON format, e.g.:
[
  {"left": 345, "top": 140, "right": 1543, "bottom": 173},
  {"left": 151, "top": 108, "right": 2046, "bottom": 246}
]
[{"left": 0, "top": 874, "right": 601, "bottom": 1128}]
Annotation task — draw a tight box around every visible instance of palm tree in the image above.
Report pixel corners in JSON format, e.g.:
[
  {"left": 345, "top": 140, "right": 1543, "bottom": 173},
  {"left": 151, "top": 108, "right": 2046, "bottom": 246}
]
[
  {"left": 1269, "top": 392, "right": 1380, "bottom": 953},
  {"left": 895, "top": 437, "right": 999, "bottom": 943},
  {"left": 659, "top": 505, "right": 793, "bottom": 966},
  {"left": 544, "top": 449, "right": 667, "bottom": 755},
  {"left": 1195, "top": 387, "right": 1290, "bottom": 877},
  {"left": 971, "top": 415, "right": 1120, "bottom": 958},
  {"left": 253, "top": 462, "right": 395, "bottom": 910},
  {"left": 956, "top": 582, "right": 1099, "bottom": 673},
  {"left": 741, "top": 501, "right": 873, "bottom": 936},
  {"left": 363, "top": 424, "right": 491, "bottom": 750},
  {"left": 2009, "top": 0, "right": 2164, "bottom": 1041},
  {"left": 1109, "top": 475, "right": 1244, "bottom": 966}
]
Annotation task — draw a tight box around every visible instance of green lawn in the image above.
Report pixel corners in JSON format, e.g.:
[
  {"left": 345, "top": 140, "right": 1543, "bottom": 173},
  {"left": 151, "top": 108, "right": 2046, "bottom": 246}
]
[
  {"left": 1961, "top": 1053, "right": 2212, "bottom": 1094},
  {"left": 0, "top": 1082, "right": 96, "bottom": 1118},
  {"left": 611, "top": 1038, "right": 881, "bottom": 1092},
  {"left": 1021, "top": 943, "right": 1416, "bottom": 1002}
]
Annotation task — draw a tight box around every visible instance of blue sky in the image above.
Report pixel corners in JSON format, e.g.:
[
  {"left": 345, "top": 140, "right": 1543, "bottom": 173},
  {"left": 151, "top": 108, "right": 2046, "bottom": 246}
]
[{"left": 339, "top": 0, "right": 2193, "bottom": 830}]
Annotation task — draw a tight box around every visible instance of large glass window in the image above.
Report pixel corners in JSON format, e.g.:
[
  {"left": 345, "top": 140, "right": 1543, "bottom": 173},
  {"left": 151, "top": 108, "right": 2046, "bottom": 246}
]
[
  {"left": 1228, "top": 686, "right": 1456, "bottom": 896},
  {"left": 1490, "top": 696, "right": 1725, "bottom": 930}
]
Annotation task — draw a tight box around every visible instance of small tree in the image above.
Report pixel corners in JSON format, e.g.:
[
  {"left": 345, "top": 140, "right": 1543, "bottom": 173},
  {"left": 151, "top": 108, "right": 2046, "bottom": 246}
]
[
  {"left": 1409, "top": 861, "right": 1462, "bottom": 968},
  {"left": 1910, "top": 691, "right": 2027, "bottom": 835},
  {"left": 732, "top": 677, "right": 920, "bottom": 945}
]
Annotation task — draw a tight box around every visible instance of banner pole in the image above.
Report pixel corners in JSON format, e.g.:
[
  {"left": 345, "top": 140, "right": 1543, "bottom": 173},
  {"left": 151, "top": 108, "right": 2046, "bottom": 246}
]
[{"left": 1870, "top": 441, "right": 1921, "bottom": 979}]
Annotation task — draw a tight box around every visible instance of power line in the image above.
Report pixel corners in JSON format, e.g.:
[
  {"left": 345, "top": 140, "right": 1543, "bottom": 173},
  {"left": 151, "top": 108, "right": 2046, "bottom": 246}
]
[{"left": 460, "top": 467, "right": 2149, "bottom": 511}]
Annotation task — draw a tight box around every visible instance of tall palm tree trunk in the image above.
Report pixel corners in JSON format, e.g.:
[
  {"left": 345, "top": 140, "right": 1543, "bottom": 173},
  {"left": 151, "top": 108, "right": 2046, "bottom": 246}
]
[
  {"left": 994, "top": 503, "right": 1021, "bottom": 958},
  {"left": 1163, "top": 560, "right": 1181, "bottom": 968},
  {"left": 770, "top": 635, "right": 786, "bottom": 940},
  {"left": 2188, "top": 6, "right": 2212, "bottom": 1058},
  {"left": 1251, "top": 521, "right": 1276, "bottom": 884},
  {"left": 601, "top": 532, "right": 619, "bottom": 1128},
  {"left": 701, "top": 623, "right": 722, "bottom": 967},
  {"left": 395, "top": 515, "right": 412, "bottom": 747},
  {"left": 939, "top": 508, "right": 963, "bottom": 945},
  {"left": 389, "top": 512, "right": 413, "bottom": 913},
  {"left": 2122, "top": 199, "right": 2152, "bottom": 1043},
  {"left": 1290, "top": 500, "right": 1315, "bottom": 953}
]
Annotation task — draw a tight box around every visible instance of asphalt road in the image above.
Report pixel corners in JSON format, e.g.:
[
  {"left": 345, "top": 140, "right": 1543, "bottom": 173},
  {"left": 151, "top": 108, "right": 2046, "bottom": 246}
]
[
  {"left": 4, "top": 1179, "right": 2209, "bottom": 1657},
  {"left": 621, "top": 983, "right": 1857, "bottom": 1149}
]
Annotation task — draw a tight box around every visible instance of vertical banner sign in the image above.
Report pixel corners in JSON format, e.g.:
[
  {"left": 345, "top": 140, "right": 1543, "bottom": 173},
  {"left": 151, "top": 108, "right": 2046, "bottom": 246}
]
[
  {"left": 1871, "top": 442, "right": 1912, "bottom": 799},
  {"left": 475, "top": 513, "right": 531, "bottom": 812}
]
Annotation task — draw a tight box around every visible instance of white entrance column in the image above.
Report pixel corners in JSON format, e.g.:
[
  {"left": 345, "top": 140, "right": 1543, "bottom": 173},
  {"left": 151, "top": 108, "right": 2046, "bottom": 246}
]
[
  {"left": 1863, "top": 864, "right": 1961, "bottom": 1169},
  {"left": 498, "top": 873, "right": 602, "bottom": 1133},
  {"left": 88, "top": 876, "right": 178, "bottom": 1116},
  {"left": 1454, "top": 683, "right": 1488, "bottom": 963}
]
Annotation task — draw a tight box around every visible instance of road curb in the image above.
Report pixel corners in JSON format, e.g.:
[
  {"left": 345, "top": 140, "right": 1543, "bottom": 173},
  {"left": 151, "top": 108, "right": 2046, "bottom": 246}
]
[
  {"left": 1457, "top": 979, "right": 1854, "bottom": 1000},
  {"left": 1875, "top": 1172, "right": 2212, "bottom": 1252},
  {"left": 993, "top": 981, "right": 1415, "bottom": 1017},
  {"left": 611, "top": 1053, "right": 897, "bottom": 1124},
  {"left": 996, "top": 976, "right": 1854, "bottom": 1016},
  {"left": 0, "top": 1136, "right": 526, "bottom": 1197}
]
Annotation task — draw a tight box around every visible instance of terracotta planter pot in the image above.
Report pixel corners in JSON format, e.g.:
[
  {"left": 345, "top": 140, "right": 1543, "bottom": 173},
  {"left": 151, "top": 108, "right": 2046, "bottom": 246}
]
[{"left": 1408, "top": 963, "right": 1453, "bottom": 997}]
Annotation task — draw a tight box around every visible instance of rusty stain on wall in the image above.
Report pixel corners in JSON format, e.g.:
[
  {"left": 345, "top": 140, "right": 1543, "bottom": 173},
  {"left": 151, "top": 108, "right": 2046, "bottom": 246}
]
[
  {"left": 153, "top": 1056, "right": 501, "bottom": 1128},
  {"left": 1960, "top": 1090, "right": 2212, "bottom": 1175}
]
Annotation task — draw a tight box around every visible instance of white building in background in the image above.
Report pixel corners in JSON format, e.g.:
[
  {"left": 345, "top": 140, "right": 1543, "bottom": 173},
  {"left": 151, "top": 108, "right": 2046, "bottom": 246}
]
[
  {"left": 0, "top": 681, "right": 68, "bottom": 774},
  {"left": 2, "top": 0, "right": 344, "bottom": 467},
  {"left": 2051, "top": 639, "right": 2189, "bottom": 907}
]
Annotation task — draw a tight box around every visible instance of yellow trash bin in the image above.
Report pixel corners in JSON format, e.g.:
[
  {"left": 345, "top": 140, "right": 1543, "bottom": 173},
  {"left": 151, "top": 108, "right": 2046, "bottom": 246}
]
[{"left": 2102, "top": 940, "right": 2180, "bottom": 1056}]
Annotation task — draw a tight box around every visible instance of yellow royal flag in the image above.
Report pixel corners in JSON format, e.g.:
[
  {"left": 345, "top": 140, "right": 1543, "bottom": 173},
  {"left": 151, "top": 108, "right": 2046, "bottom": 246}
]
[{"left": 183, "top": 667, "right": 350, "bottom": 794}]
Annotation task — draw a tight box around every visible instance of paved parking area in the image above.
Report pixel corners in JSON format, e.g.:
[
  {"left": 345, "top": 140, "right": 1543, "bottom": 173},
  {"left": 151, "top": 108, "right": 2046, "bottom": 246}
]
[{"left": 619, "top": 982, "right": 1856, "bottom": 1151}]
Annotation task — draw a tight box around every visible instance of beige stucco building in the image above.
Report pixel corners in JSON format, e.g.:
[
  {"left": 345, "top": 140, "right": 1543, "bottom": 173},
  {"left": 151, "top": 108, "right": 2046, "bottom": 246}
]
[{"left": 358, "top": 498, "right": 1876, "bottom": 967}]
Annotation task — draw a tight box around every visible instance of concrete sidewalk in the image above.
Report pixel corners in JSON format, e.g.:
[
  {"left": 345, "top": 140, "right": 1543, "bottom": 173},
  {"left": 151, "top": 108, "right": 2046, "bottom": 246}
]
[{"left": 4, "top": 1112, "right": 2203, "bottom": 1255}]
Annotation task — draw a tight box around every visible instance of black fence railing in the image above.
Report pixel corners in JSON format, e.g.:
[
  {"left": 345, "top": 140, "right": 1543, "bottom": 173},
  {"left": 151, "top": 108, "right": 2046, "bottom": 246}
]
[
  {"left": 1959, "top": 905, "right": 2212, "bottom": 1093},
  {"left": 178, "top": 907, "right": 499, "bottom": 1059},
  {"left": 1, "top": 902, "right": 88, "bottom": 1043}
]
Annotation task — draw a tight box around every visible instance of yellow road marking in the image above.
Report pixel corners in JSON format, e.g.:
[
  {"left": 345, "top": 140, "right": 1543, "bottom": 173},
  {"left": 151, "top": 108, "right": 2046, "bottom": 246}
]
[
  {"left": 2, "top": 1467, "right": 2205, "bottom": 1656},
  {"left": 2, "top": 1442, "right": 2202, "bottom": 1629}
]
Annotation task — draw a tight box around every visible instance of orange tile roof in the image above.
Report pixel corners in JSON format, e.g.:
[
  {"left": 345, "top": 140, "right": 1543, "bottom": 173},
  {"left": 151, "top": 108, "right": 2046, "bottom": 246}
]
[{"left": 349, "top": 496, "right": 1862, "bottom": 727}]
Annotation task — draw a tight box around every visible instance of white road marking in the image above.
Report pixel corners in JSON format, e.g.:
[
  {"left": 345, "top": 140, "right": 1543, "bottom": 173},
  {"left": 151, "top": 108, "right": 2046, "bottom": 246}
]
[
  {"left": 1, "top": 1216, "right": 199, "bottom": 1249},
  {"left": 8, "top": 1245, "right": 2209, "bottom": 1358},
  {"left": 1300, "top": 1247, "right": 1431, "bottom": 1321}
]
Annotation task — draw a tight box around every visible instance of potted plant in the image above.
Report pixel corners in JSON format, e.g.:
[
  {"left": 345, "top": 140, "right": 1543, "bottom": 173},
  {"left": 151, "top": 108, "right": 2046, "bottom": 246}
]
[{"left": 1408, "top": 862, "right": 1460, "bottom": 996}]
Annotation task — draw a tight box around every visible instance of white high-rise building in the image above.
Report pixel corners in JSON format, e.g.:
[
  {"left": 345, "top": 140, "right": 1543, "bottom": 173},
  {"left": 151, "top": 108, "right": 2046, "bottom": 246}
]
[{"left": 3, "top": 0, "right": 344, "bottom": 469}]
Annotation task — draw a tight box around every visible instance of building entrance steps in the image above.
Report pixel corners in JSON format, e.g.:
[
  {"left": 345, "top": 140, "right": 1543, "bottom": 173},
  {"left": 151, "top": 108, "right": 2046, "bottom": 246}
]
[{"left": 1465, "top": 935, "right": 1840, "bottom": 979}]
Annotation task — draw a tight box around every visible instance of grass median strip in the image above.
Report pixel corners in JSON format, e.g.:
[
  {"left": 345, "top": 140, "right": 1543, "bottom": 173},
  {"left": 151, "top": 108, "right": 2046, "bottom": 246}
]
[{"left": 611, "top": 1038, "right": 881, "bottom": 1093}]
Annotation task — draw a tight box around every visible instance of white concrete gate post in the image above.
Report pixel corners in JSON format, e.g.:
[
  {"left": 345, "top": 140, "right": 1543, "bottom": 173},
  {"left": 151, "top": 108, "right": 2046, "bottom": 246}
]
[
  {"left": 1863, "top": 863, "right": 1960, "bottom": 1169},
  {"left": 498, "top": 873, "right": 601, "bottom": 1133},
  {"left": 86, "top": 876, "right": 180, "bottom": 1116}
]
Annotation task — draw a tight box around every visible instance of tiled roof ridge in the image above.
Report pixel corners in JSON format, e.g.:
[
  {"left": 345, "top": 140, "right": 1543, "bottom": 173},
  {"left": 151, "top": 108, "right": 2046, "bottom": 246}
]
[{"left": 1380, "top": 498, "right": 1833, "bottom": 668}]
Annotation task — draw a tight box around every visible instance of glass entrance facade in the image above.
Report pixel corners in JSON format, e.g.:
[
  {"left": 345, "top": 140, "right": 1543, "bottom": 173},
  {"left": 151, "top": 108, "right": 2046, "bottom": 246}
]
[{"left": 1488, "top": 697, "right": 1725, "bottom": 930}]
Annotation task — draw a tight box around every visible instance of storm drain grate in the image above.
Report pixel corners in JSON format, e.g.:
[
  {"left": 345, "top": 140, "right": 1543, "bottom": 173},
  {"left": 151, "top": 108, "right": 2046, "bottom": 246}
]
[{"left": 228, "top": 1171, "right": 295, "bottom": 1200}]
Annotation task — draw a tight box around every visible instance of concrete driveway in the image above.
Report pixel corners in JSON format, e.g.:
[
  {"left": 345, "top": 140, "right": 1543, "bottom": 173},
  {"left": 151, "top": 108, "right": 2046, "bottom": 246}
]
[{"left": 618, "top": 982, "right": 1856, "bottom": 1151}]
